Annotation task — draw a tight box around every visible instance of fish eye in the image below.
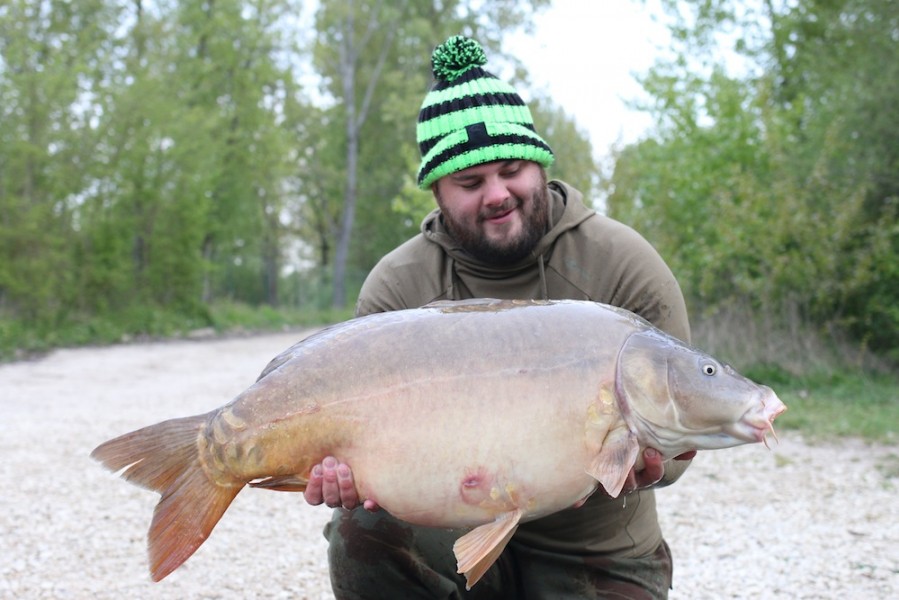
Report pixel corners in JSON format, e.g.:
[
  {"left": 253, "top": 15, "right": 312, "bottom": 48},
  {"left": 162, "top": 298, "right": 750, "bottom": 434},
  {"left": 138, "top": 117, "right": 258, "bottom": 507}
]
[{"left": 701, "top": 363, "right": 717, "bottom": 376}]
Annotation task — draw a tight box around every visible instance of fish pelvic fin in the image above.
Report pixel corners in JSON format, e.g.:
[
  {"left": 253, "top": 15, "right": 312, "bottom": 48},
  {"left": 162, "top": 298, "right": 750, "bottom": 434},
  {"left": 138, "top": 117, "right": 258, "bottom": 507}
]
[
  {"left": 249, "top": 474, "right": 309, "bottom": 492},
  {"left": 91, "top": 414, "right": 243, "bottom": 581},
  {"left": 453, "top": 508, "right": 524, "bottom": 590},
  {"left": 586, "top": 424, "right": 640, "bottom": 498}
]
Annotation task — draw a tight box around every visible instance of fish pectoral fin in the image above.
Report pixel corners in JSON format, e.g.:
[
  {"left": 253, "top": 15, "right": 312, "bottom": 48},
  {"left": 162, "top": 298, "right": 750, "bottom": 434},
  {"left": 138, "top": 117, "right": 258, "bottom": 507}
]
[
  {"left": 248, "top": 475, "right": 308, "bottom": 492},
  {"left": 453, "top": 508, "right": 524, "bottom": 590},
  {"left": 586, "top": 426, "right": 640, "bottom": 498}
]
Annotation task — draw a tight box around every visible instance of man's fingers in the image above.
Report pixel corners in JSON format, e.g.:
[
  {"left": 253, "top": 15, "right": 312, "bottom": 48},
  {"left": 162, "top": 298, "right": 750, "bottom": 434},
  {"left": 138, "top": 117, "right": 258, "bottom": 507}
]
[
  {"left": 304, "top": 464, "right": 325, "bottom": 505},
  {"left": 305, "top": 456, "right": 362, "bottom": 509},
  {"left": 632, "top": 448, "right": 665, "bottom": 490},
  {"left": 336, "top": 463, "right": 360, "bottom": 508},
  {"left": 320, "top": 456, "right": 343, "bottom": 506}
]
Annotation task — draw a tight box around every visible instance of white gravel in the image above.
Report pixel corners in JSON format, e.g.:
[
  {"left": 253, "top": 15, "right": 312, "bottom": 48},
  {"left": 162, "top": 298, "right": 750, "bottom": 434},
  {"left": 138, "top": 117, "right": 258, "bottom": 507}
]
[{"left": 1, "top": 331, "right": 896, "bottom": 599}]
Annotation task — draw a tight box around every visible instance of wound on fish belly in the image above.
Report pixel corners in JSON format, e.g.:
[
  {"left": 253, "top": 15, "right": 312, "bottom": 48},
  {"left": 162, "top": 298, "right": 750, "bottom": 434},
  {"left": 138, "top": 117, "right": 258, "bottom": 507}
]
[{"left": 459, "top": 467, "right": 494, "bottom": 505}]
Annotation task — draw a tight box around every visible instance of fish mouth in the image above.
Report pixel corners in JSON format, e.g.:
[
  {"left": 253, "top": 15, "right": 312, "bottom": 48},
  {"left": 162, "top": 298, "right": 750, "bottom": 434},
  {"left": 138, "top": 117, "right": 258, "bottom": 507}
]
[{"left": 732, "top": 388, "right": 788, "bottom": 447}]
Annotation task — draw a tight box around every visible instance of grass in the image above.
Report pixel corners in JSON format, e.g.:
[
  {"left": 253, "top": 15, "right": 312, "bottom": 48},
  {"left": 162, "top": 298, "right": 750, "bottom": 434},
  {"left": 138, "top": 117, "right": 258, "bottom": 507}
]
[
  {"left": 692, "top": 300, "right": 899, "bottom": 444},
  {"left": 208, "top": 301, "right": 354, "bottom": 333},
  {"left": 0, "top": 301, "right": 354, "bottom": 362},
  {"left": 743, "top": 365, "right": 899, "bottom": 444}
]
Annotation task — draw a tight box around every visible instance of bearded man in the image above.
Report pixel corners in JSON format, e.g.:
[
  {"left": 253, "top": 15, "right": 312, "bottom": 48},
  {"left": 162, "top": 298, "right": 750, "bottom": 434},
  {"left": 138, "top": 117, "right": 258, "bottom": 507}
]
[{"left": 304, "top": 36, "right": 695, "bottom": 600}]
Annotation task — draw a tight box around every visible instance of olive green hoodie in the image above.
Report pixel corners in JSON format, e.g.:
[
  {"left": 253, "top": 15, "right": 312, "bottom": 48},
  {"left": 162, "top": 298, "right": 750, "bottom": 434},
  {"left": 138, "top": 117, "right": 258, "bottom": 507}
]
[{"left": 355, "top": 179, "right": 691, "bottom": 557}]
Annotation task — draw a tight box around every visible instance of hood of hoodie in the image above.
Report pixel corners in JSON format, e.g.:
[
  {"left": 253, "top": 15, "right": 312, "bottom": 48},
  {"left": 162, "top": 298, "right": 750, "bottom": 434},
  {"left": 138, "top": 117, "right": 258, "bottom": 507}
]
[{"left": 419, "top": 180, "right": 595, "bottom": 284}]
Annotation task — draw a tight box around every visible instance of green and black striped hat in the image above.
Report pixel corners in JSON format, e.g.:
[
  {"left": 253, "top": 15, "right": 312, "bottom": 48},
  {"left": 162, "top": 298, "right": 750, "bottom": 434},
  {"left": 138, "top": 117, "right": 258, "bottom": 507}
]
[{"left": 416, "top": 36, "right": 554, "bottom": 189}]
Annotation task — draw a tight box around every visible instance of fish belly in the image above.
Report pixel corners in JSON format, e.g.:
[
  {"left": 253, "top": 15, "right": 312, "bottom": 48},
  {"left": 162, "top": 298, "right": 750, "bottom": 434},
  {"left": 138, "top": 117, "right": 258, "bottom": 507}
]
[{"left": 326, "top": 374, "right": 603, "bottom": 529}]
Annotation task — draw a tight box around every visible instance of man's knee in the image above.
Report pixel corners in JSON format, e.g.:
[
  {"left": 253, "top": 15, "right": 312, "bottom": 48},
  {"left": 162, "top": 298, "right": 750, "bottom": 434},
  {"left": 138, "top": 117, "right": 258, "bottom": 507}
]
[
  {"left": 324, "top": 509, "right": 465, "bottom": 599},
  {"left": 325, "top": 507, "right": 417, "bottom": 561}
]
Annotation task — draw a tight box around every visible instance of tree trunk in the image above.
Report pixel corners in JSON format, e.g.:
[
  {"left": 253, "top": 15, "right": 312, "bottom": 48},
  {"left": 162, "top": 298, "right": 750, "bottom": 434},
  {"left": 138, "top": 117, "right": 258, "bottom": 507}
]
[{"left": 330, "top": 0, "right": 398, "bottom": 308}]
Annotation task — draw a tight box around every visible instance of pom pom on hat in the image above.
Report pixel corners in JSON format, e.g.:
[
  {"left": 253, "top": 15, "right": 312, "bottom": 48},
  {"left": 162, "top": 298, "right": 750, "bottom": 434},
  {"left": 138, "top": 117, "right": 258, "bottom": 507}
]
[
  {"left": 416, "top": 36, "right": 554, "bottom": 189},
  {"left": 431, "top": 35, "right": 487, "bottom": 82}
]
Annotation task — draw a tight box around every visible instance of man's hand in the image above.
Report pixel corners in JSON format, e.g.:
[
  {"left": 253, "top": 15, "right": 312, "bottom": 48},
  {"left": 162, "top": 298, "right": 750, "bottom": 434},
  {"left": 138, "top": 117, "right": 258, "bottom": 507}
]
[
  {"left": 304, "top": 456, "right": 379, "bottom": 511},
  {"left": 620, "top": 448, "right": 697, "bottom": 495}
]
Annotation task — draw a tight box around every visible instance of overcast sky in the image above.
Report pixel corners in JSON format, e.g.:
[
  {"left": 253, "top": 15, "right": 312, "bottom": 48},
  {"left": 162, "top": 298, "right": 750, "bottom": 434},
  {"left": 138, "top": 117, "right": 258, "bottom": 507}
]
[
  {"left": 506, "top": 0, "right": 671, "bottom": 157},
  {"left": 299, "top": 0, "right": 674, "bottom": 158}
]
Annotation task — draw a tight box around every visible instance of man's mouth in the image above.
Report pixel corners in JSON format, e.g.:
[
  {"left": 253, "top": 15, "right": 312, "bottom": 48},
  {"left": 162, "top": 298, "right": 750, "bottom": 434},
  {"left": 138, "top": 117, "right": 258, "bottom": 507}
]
[
  {"left": 482, "top": 203, "right": 519, "bottom": 224},
  {"left": 487, "top": 209, "right": 515, "bottom": 223}
]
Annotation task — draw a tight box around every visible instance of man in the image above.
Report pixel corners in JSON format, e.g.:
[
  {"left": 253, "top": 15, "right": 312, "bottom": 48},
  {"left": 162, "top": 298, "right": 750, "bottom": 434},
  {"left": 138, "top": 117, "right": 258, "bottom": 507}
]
[{"left": 304, "top": 36, "right": 694, "bottom": 599}]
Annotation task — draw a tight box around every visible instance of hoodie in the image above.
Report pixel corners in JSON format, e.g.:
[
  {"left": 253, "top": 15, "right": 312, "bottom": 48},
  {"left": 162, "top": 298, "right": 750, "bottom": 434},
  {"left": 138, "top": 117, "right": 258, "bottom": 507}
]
[{"left": 354, "top": 179, "right": 691, "bottom": 557}]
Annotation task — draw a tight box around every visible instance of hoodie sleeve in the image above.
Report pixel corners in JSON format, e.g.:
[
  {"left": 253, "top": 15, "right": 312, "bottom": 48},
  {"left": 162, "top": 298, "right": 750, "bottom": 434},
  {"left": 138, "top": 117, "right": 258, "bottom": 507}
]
[
  {"left": 546, "top": 212, "right": 691, "bottom": 344},
  {"left": 354, "top": 234, "right": 454, "bottom": 317},
  {"left": 608, "top": 226, "right": 691, "bottom": 344}
]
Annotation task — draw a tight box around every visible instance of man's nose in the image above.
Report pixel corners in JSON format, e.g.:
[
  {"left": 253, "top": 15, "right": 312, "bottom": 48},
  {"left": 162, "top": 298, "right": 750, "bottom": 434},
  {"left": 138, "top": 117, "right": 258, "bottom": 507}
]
[{"left": 482, "top": 176, "right": 510, "bottom": 206}]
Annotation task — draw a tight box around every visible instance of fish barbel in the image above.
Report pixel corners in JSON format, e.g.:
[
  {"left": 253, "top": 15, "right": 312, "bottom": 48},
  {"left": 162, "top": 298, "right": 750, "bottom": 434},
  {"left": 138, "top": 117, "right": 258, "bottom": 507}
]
[{"left": 91, "top": 298, "right": 786, "bottom": 588}]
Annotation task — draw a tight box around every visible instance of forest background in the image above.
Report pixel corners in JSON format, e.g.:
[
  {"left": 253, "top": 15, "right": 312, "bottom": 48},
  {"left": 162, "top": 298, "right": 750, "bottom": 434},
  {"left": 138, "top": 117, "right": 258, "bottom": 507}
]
[{"left": 1, "top": 0, "right": 896, "bottom": 438}]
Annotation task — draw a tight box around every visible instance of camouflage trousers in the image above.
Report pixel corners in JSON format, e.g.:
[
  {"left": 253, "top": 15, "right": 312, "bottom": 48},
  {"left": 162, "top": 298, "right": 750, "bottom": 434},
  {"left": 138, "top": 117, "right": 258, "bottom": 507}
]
[{"left": 323, "top": 508, "right": 673, "bottom": 600}]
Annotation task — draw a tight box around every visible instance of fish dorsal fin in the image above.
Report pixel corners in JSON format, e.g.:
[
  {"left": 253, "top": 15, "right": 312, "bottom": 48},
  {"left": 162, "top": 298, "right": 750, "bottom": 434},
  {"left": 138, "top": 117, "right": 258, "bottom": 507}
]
[
  {"left": 421, "top": 298, "right": 508, "bottom": 311},
  {"left": 586, "top": 424, "right": 640, "bottom": 498},
  {"left": 453, "top": 508, "right": 524, "bottom": 590}
]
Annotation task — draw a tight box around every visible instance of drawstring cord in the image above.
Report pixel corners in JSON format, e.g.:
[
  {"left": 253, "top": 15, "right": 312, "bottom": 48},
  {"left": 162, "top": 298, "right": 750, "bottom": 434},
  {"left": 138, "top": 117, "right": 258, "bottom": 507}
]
[{"left": 538, "top": 255, "right": 548, "bottom": 300}]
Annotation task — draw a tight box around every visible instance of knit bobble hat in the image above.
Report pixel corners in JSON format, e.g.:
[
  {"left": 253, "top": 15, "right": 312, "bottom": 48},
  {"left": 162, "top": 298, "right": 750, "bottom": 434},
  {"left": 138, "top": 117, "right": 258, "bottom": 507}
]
[{"left": 416, "top": 36, "right": 554, "bottom": 189}]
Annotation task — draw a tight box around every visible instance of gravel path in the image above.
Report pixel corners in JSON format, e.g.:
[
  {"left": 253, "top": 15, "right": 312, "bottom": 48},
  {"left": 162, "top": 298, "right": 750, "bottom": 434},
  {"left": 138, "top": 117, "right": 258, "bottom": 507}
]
[{"left": 1, "top": 331, "right": 896, "bottom": 599}]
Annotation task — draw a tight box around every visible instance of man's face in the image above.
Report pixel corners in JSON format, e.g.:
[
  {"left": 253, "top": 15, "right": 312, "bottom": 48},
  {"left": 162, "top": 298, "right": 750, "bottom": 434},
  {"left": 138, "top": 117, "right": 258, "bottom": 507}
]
[{"left": 433, "top": 160, "right": 549, "bottom": 265}]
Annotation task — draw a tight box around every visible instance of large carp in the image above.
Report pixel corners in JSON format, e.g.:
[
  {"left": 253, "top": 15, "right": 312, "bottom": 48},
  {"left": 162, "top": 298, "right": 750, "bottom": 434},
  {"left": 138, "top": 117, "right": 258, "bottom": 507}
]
[{"left": 92, "top": 299, "right": 786, "bottom": 588}]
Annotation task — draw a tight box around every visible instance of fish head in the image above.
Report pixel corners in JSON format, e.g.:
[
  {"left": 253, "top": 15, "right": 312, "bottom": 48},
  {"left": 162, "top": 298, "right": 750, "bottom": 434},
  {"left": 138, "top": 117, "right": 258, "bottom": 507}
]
[{"left": 615, "top": 330, "right": 787, "bottom": 457}]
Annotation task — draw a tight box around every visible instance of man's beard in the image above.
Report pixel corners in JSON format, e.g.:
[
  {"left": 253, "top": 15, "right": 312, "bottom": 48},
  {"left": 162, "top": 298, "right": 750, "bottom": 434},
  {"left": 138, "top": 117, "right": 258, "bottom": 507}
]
[{"left": 438, "top": 179, "right": 550, "bottom": 267}]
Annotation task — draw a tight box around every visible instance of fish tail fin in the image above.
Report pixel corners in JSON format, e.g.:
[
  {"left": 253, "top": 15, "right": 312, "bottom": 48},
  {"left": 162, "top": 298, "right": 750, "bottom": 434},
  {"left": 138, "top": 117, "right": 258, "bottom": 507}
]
[
  {"left": 148, "top": 459, "right": 242, "bottom": 581},
  {"left": 91, "top": 414, "right": 243, "bottom": 581}
]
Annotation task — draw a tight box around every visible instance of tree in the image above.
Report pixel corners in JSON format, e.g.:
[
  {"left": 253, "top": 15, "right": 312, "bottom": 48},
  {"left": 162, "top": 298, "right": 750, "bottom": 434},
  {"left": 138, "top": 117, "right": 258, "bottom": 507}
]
[
  {"left": 610, "top": 0, "right": 899, "bottom": 360},
  {"left": 75, "top": 0, "right": 305, "bottom": 317},
  {"left": 0, "top": 0, "right": 119, "bottom": 321},
  {"left": 530, "top": 94, "right": 600, "bottom": 204}
]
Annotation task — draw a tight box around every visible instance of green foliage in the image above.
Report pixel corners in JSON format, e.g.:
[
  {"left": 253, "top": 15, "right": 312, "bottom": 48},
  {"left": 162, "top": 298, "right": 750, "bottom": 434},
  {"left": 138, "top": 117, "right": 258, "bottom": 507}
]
[
  {"left": 1, "top": 0, "right": 577, "bottom": 353},
  {"left": 208, "top": 301, "right": 353, "bottom": 333},
  {"left": 766, "top": 371, "right": 899, "bottom": 444},
  {"left": 0, "top": 0, "right": 306, "bottom": 321},
  {"left": 0, "top": 301, "right": 352, "bottom": 362},
  {"left": 0, "top": 303, "right": 210, "bottom": 359},
  {"left": 690, "top": 302, "right": 898, "bottom": 443},
  {"left": 0, "top": 0, "right": 117, "bottom": 321},
  {"left": 611, "top": 0, "right": 899, "bottom": 363}
]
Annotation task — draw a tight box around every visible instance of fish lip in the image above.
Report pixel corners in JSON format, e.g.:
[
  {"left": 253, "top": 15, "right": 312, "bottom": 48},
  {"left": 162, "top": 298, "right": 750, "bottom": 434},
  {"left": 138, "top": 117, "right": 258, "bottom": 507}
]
[
  {"left": 726, "top": 419, "right": 770, "bottom": 444},
  {"left": 733, "top": 390, "right": 787, "bottom": 444}
]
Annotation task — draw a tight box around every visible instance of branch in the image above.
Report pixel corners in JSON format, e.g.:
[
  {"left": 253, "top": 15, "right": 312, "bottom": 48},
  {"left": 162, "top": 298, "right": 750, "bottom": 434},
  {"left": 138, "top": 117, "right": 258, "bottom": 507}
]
[{"left": 355, "top": 0, "right": 404, "bottom": 129}]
